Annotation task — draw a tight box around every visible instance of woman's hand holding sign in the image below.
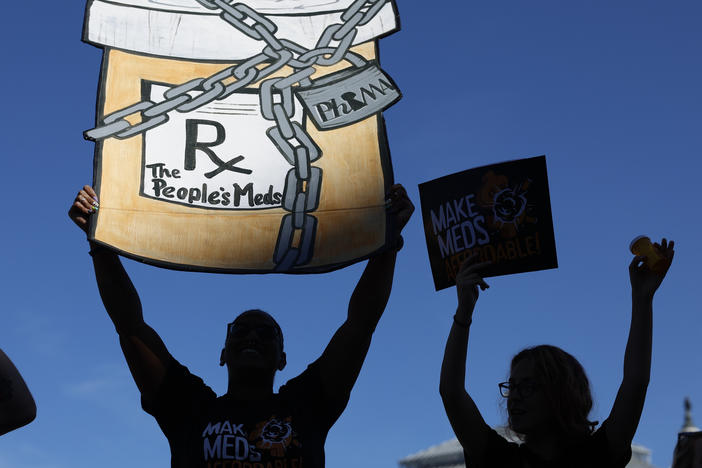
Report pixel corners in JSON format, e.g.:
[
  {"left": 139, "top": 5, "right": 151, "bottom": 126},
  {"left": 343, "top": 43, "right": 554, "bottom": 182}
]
[
  {"left": 455, "top": 255, "right": 490, "bottom": 326},
  {"left": 439, "top": 253, "right": 493, "bottom": 465}
]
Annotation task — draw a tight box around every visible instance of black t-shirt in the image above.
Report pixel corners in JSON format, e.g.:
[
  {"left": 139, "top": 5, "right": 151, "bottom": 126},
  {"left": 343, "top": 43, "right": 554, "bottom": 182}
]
[
  {"left": 474, "top": 423, "right": 632, "bottom": 468},
  {"left": 143, "top": 359, "right": 348, "bottom": 468}
]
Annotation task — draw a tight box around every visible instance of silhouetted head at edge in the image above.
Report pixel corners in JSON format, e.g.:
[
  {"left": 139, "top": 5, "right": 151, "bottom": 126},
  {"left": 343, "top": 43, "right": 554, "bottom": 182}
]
[
  {"left": 219, "top": 309, "right": 287, "bottom": 377},
  {"left": 507, "top": 345, "right": 597, "bottom": 445}
]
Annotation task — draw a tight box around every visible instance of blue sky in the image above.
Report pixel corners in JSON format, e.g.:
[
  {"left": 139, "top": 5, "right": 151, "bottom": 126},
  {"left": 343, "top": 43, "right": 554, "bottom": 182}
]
[{"left": 1, "top": 1, "right": 701, "bottom": 467}]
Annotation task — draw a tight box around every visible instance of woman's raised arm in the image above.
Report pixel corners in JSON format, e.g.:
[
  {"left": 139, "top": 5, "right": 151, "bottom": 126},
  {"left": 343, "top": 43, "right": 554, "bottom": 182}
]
[
  {"left": 606, "top": 238, "right": 674, "bottom": 449},
  {"left": 440, "top": 256, "right": 492, "bottom": 466}
]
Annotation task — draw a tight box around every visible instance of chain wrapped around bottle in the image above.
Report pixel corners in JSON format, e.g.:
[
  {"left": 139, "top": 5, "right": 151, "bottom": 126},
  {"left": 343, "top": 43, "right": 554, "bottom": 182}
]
[{"left": 85, "top": 0, "right": 389, "bottom": 271}]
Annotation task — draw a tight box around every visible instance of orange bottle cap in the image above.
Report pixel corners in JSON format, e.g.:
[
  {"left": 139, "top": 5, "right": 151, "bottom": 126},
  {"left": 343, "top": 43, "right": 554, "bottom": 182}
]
[{"left": 629, "top": 235, "right": 650, "bottom": 254}]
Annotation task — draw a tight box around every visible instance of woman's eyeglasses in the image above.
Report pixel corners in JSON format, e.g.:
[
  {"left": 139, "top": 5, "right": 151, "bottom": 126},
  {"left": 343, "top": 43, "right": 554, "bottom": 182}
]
[{"left": 498, "top": 381, "right": 539, "bottom": 399}]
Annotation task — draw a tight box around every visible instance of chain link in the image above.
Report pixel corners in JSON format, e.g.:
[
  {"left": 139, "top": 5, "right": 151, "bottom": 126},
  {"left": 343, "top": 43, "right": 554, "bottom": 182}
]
[
  {"left": 273, "top": 214, "right": 317, "bottom": 271},
  {"left": 313, "top": 24, "right": 358, "bottom": 67},
  {"left": 194, "top": 0, "right": 218, "bottom": 9},
  {"left": 86, "top": 0, "right": 392, "bottom": 270},
  {"left": 266, "top": 123, "right": 321, "bottom": 166},
  {"left": 342, "top": 0, "right": 387, "bottom": 26},
  {"left": 221, "top": 3, "right": 279, "bottom": 41}
]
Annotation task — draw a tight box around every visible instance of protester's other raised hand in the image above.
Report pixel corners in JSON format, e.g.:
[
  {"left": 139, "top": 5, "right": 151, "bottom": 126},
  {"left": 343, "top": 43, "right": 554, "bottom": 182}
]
[
  {"left": 629, "top": 237, "right": 675, "bottom": 300},
  {"left": 385, "top": 184, "right": 414, "bottom": 241},
  {"left": 455, "top": 254, "right": 490, "bottom": 318},
  {"left": 68, "top": 185, "right": 99, "bottom": 235}
]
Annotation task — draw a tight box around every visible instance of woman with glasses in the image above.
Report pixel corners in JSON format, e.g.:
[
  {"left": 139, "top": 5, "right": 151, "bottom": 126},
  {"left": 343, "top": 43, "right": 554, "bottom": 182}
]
[{"left": 439, "top": 239, "right": 674, "bottom": 468}]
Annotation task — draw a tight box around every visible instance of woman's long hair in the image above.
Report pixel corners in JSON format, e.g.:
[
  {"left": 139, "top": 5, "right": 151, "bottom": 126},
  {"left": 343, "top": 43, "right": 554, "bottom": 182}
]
[{"left": 510, "top": 345, "right": 597, "bottom": 442}]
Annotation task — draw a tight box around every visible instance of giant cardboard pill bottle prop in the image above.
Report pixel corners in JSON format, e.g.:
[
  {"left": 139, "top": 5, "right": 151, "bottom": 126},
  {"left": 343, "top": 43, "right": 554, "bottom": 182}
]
[{"left": 83, "top": 0, "right": 400, "bottom": 272}]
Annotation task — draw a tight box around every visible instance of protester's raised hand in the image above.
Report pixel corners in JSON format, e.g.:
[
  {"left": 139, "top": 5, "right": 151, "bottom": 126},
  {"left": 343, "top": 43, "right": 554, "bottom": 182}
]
[
  {"left": 386, "top": 184, "right": 414, "bottom": 240},
  {"left": 455, "top": 254, "right": 490, "bottom": 318},
  {"left": 68, "top": 185, "right": 99, "bottom": 235},
  {"left": 629, "top": 238, "right": 674, "bottom": 300}
]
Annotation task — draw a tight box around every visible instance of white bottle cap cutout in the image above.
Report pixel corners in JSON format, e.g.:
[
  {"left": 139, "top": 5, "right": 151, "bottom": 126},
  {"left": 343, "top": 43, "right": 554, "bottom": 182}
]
[{"left": 84, "top": 0, "right": 399, "bottom": 60}]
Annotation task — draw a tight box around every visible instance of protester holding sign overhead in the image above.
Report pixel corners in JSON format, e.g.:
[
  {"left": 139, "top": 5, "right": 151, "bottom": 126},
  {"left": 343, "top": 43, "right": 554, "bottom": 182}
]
[
  {"left": 440, "top": 238, "right": 674, "bottom": 468},
  {"left": 69, "top": 183, "right": 413, "bottom": 468}
]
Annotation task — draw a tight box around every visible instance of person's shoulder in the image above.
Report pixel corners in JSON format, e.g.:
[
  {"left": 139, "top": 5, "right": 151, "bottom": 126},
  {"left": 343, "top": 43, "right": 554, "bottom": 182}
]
[
  {"left": 483, "top": 428, "right": 521, "bottom": 456},
  {"left": 488, "top": 427, "right": 521, "bottom": 446},
  {"left": 278, "top": 359, "right": 345, "bottom": 414},
  {"left": 279, "top": 360, "right": 323, "bottom": 395},
  {"left": 463, "top": 427, "right": 521, "bottom": 468},
  {"left": 163, "top": 357, "right": 207, "bottom": 385},
  {"left": 142, "top": 357, "right": 216, "bottom": 415},
  {"left": 586, "top": 423, "right": 633, "bottom": 467}
]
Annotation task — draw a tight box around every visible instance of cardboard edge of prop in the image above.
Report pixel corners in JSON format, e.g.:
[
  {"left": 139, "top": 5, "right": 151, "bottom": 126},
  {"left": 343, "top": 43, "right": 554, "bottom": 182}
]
[
  {"left": 83, "top": 0, "right": 403, "bottom": 274},
  {"left": 418, "top": 155, "right": 558, "bottom": 291}
]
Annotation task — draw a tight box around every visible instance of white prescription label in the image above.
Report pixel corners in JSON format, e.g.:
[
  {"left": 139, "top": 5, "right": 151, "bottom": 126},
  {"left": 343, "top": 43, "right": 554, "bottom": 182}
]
[{"left": 141, "top": 83, "right": 304, "bottom": 210}]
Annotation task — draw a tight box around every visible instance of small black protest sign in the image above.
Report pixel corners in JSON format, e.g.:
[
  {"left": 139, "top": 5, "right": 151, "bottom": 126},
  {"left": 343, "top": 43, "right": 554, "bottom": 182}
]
[{"left": 419, "top": 155, "right": 558, "bottom": 291}]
